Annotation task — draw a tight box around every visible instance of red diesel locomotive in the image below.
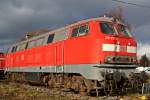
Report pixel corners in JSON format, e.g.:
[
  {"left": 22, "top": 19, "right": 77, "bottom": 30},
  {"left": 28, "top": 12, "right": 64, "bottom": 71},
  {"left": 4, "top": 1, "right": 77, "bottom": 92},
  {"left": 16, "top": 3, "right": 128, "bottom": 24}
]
[{"left": 4, "top": 16, "right": 140, "bottom": 95}]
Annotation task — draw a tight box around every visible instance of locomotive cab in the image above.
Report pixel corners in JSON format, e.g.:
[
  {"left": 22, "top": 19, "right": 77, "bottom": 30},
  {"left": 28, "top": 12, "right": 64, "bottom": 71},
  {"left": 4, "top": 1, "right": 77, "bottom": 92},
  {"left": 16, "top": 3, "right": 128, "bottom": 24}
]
[{"left": 97, "top": 20, "right": 137, "bottom": 66}]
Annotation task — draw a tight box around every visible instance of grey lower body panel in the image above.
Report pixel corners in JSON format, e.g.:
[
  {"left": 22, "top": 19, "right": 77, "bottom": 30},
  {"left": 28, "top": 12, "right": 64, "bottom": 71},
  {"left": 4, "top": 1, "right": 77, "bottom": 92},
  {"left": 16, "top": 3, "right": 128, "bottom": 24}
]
[{"left": 5, "top": 64, "right": 139, "bottom": 81}]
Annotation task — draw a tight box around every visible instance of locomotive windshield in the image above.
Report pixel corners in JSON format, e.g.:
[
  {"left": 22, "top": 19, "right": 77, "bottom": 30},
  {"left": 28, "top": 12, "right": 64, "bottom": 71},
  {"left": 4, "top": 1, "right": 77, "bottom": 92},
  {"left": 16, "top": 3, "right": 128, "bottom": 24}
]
[
  {"left": 100, "top": 22, "right": 132, "bottom": 37},
  {"left": 100, "top": 22, "right": 116, "bottom": 35},
  {"left": 116, "top": 24, "right": 132, "bottom": 37}
]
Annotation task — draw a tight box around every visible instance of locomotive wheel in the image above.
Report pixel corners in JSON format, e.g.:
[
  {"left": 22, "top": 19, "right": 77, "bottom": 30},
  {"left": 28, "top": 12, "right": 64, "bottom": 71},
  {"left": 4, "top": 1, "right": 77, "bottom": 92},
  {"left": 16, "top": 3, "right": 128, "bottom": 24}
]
[
  {"left": 63, "top": 75, "right": 95, "bottom": 95},
  {"left": 48, "top": 75, "right": 55, "bottom": 88},
  {"left": 71, "top": 76, "right": 87, "bottom": 94},
  {"left": 64, "top": 76, "right": 72, "bottom": 89}
]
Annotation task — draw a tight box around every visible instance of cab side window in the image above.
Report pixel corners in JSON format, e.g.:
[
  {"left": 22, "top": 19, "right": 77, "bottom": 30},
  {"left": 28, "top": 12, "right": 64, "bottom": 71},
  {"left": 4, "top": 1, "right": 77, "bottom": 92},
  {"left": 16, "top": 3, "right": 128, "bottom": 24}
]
[
  {"left": 71, "top": 24, "right": 89, "bottom": 38},
  {"left": 72, "top": 28, "right": 79, "bottom": 37},
  {"left": 79, "top": 25, "right": 89, "bottom": 36}
]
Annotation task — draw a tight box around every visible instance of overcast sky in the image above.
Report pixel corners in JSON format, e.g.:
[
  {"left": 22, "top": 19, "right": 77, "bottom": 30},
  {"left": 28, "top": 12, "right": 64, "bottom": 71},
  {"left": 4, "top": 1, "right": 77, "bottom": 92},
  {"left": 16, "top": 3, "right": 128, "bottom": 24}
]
[{"left": 0, "top": 0, "right": 150, "bottom": 56}]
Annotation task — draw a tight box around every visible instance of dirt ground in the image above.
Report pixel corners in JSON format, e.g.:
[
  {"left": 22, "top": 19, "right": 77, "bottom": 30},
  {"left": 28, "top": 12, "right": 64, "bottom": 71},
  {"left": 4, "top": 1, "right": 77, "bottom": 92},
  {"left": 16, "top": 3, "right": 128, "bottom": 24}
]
[
  {"left": 0, "top": 81, "right": 68, "bottom": 100},
  {"left": 0, "top": 81, "right": 149, "bottom": 100}
]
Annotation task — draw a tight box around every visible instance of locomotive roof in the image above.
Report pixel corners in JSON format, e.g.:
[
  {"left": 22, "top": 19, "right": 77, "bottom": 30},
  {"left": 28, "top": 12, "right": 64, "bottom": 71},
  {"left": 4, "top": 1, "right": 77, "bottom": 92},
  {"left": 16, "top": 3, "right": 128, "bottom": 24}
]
[{"left": 11, "top": 16, "right": 124, "bottom": 47}]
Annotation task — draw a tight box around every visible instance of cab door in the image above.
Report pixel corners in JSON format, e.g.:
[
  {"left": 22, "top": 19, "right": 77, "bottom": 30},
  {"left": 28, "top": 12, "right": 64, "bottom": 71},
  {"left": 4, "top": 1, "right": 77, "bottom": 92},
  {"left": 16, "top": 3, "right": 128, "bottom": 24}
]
[{"left": 53, "top": 30, "right": 67, "bottom": 73}]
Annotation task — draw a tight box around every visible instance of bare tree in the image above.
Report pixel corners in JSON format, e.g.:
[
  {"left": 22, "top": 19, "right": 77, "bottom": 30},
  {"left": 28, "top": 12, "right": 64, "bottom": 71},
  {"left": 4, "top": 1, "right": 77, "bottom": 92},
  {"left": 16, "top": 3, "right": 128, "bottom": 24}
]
[
  {"left": 106, "top": 6, "right": 132, "bottom": 31},
  {"left": 139, "top": 54, "right": 150, "bottom": 67},
  {"left": 106, "top": 6, "right": 124, "bottom": 22}
]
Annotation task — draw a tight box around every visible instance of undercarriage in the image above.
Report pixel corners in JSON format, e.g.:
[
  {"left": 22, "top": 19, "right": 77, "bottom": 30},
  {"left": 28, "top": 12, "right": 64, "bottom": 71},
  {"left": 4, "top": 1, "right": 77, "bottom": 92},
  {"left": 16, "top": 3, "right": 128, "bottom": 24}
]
[{"left": 5, "top": 69, "right": 148, "bottom": 96}]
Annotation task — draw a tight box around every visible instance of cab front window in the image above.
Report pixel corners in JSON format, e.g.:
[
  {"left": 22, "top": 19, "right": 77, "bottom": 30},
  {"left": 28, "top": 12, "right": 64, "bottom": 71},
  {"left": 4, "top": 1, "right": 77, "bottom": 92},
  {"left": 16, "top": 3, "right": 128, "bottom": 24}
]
[
  {"left": 117, "top": 24, "right": 132, "bottom": 37},
  {"left": 100, "top": 22, "right": 115, "bottom": 35}
]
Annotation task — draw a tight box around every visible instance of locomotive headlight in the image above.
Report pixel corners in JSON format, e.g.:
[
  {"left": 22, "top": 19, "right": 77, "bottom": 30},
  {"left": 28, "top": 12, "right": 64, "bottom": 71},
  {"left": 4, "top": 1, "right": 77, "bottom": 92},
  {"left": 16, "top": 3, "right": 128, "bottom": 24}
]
[
  {"left": 107, "top": 57, "right": 112, "bottom": 62},
  {"left": 106, "top": 57, "right": 113, "bottom": 62}
]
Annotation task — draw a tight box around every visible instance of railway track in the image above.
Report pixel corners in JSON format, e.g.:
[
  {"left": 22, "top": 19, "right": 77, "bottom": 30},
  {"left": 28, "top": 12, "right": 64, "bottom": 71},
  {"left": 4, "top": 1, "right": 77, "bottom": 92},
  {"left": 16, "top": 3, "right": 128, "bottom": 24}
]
[
  {"left": 0, "top": 78, "right": 112, "bottom": 99},
  {"left": 0, "top": 79, "right": 108, "bottom": 100},
  {"left": 2, "top": 71, "right": 148, "bottom": 97},
  {"left": 0, "top": 78, "right": 147, "bottom": 100}
]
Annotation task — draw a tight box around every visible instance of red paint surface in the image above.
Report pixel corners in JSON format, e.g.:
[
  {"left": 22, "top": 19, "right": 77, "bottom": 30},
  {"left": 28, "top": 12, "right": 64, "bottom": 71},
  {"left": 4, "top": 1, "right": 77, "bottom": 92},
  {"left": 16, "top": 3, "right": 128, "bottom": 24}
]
[{"left": 0, "top": 53, "right": 5, "bottom": 69}]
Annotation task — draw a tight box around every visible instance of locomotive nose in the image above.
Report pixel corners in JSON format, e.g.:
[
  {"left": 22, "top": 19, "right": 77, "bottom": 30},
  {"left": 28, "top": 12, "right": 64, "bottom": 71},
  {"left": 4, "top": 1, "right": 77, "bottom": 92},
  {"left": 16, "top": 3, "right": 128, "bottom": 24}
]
[{"left": 102, "top": 37, "right": 137, "bottom": 64}]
